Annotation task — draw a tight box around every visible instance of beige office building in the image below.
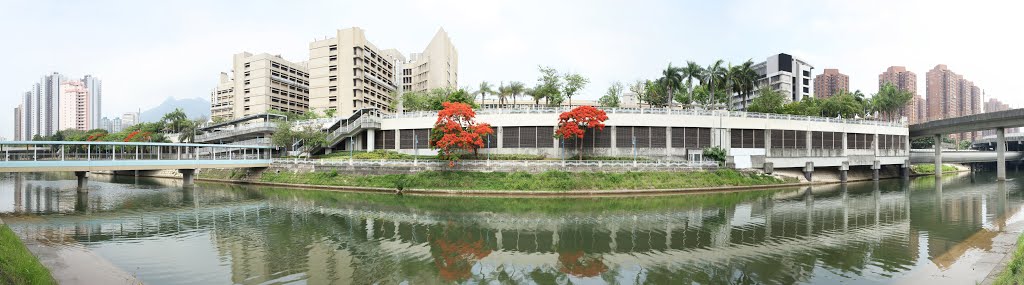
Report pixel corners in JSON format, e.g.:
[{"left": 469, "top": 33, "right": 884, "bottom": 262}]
[
  {"left": 309, "top": 27, "right": 458, "bottom": 117},
  {"left": 211, "top": 52, "right": 310, "bottom": 121},
  {"left": 400, "top": 28, "right": 459, "bottom": 93},
  {"left": 58, "top": 80, "right": 92, "bottom": 131}
]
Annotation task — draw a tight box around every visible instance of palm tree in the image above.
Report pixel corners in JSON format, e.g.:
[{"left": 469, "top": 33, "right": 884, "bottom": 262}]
[
  {"left": 734, "top": 60, "right": 758, "bottom": 110},
  {"left": 702, "top": 60, "right": 726, "bottom": 107},
  {"left": 528, "top": 86, "right": 544, "bottom": 106},
  {"left": 509, "top": 81, "right": 525, "bottom": 107},
  {"left": 496, "top": 83, "right": 510, "bottom": 107},
  {"left": 475, "top": 81, "right": 493, "bottom": 107},
  {"left": 660, "top": 63, "right": 684, "bottom": 108},
  {"left": 681, "top": 61, "right": 704, "bottom": 107}
]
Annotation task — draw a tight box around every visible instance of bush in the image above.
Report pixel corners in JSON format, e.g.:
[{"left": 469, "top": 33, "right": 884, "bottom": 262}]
[{"left": 703, "top": 146, "right": 727, "bottom": 163}]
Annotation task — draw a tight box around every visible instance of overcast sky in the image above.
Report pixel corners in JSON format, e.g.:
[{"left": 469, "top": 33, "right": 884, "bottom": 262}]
[{"left": 2, "top": 0, "right": 1022, "bottom": 139}]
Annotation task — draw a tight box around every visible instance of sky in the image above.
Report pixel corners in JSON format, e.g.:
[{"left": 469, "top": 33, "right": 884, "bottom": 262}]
[{"left": 2, "top": 0, "right": 1022, "bottom": 139}]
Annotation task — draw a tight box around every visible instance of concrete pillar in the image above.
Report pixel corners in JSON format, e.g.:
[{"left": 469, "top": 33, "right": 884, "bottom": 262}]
[
  {"left": 841, "top": 132, "right": 848, "bottom": 156},
  {"left": 180, "top": 169, "right": 196, "bottom": 187},
  {"left": 803, "top": 162, "right": 814, "bottom": 182},
  {"left": 872, "top": 160, "right": 881, "bottom": 181},
  {"left": 934, "top": 133, "right": 943, "bottom": 176},
  {"left": 806, "top": 130, "right": 813, "bottom": 157},
  {"left": 839, "top": 161, "right": 849, "bottom": 183},
  {"left": 610, "top": 126, "right": 618, "bottom": 155},
  {"left": 366, "top": 130, "right": 375, "bottom": 152},
  {"left": 997, "top": 127, "right": 1006, "bottom": 181},
  {"left": 763, "top": 162, "right": 774, "bottom": 174},
  {"left": 496, "top": 127, "right": 503, "bottom": 149},
  {"left": 902, "top": 159, "right": 911, "bottom": 180},
  {"left": 75, "top": 190, "right": 89, "bottom": 213},
  {"left": 75, "top": 171, "right": 88, "bottom": 191},
  {"left": 764, "top": 129, "right": 772, "bottom": 157}
]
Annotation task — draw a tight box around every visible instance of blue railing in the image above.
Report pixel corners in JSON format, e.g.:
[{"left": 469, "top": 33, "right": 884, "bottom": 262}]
[{"left": 0, "top": 141, "right": 273, "bottom": 163}]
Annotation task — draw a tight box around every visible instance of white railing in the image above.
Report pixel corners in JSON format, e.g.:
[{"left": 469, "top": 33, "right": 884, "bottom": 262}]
[
  {"left": 383, "top": 107, "right": 907, "bottom": 127},
  {"left": 0, "top": 141, "right": 272, "bottom": 163},
  {"left": 195, "top": 122, "right": 276, "bottom": 141},
  {"left": 282, "top": 158, "right": 720, "bottom": 169}
]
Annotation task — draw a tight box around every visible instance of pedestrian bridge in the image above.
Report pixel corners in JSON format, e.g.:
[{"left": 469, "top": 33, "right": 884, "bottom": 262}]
[
  {"left": 0, "top": 141, "right": 271, "bottom": 188},
  {"left": 909, "top": 149, "right": 1024, "bottom": 164}
]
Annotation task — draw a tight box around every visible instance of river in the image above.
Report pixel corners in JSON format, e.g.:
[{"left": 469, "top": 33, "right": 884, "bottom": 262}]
[{"left": 0, "top": 171, "right": 1022, "bottom": 284}]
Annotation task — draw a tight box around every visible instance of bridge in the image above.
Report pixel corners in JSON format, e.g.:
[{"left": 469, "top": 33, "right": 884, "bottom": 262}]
[
  {"left": 909, "top": 108, "right": 1024, "bottom": 180},
  {"left": 0, "top": 141, "right": 271, "bottom": 189}
]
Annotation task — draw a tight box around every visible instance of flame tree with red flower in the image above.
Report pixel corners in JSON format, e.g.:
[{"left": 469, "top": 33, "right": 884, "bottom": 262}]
[
  {"left": 555, "top": 106, "right": 608, "bottom": 160},
  {"left": 429, "top": 102, "right": 494, "bottom": 166}
]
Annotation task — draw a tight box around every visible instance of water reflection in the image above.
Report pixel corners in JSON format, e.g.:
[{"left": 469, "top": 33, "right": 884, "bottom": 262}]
[{"left": 0, "top": 171, "right": 1022, "bottom": 284}]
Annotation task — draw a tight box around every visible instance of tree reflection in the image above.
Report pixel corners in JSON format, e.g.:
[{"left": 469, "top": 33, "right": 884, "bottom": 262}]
[
  {"left": 557, "top": 251, "right": 608, "bottom": 277},
  {"left": 429, "top": 222, "right": 493, "bottom": 281}
]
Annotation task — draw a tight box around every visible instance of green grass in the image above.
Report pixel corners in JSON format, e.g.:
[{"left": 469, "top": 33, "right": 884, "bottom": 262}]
[
  {"left": 910, "top": 164, "right": 959, "bottom": 175},
  {"left": 0, "top": 224, "right": 56, "bottom": 285},
  {"left": 259, "top": 169, "right": 790, "bottom": 191},
  {"left": 313, "top": 150, "right": 655, "bottom": 161},
  {"left": 996, "top": 234, "right": 1024, "bottom": 285}
]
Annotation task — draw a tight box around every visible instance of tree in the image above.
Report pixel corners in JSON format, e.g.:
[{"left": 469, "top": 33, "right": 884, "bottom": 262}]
[
  {"left": 674, "top": 81, "right": 694, "bottom": 106},
  {"left": 644, "top": 79, "right": 667, "bottom": 108},
  {"left": 536, "top": 66, "right": 563, "bottom": 107},
  {"left": 429, "top": 102, "right": 494, "bottom": 166},
  {"left": 496, "top": 82, "right": 509, "bottom": 107},
  {"left": 734, "top": 60, "right": 758, "bottom": 110},
  {"left": 703, "top": 60, "right": 726, "bottom": 106},
  {"left": 598, "top": 81, "right": 623, "bottom": 107},
  {"left": 660, "top": 63, "right": 683, "bottom": 107},
  {"left": 508, "top": 81, "right": 526, "bottom": 107},
  {"left": 161, "top": 108, "right": 190, "bottom": 133},
  {"left": 270, "top": 119, "right": 297, "bottom": 151},
  {"left": 562, "top": 72, "right": 589, "bottom": 106},
  {"left": 872, "top": 83, "right": 914, "bottom": 121},
  {"left": 324, "top": 108, "right": 337, "bottom": 118},
  {"left": 474, "top": 81, "right": 493, "bottom": 107},
  {"left": 527, "top": 86, "right": 544, "bottom": 106},
  {"left": 748, "top": 87, "right": 786, "bottom": 114},
  {"left": 629, "top": 80, "right": 647, "bottom": 108},
  {"left": 555, "top": 106, "right": 609, "bottom": 160}
]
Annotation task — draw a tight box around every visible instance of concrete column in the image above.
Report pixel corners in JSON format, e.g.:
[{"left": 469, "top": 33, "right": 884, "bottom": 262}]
[
  {"left": 764, "top": 129, "right": 772, "bottom": 157},
  {"left": 610, "top": 126, "right": 618, "bottom": 155},
  {"left": 872, "top": 160, "right": 881, "bottom": 181},
  {"left": 997, "top": 127, "right": 1006, "bottom": 181},
  {"left": 902, "top": 159, "right": 911, "bottom": 180},
  {"left": 180, "top": 169, "right": 196, "bottom": 187},
  {"left": 873, "top": 133, "right": 879, "bottom": 156},
  {"left": 366, "top": 130, "right": 375, "bottom": 152},
  {"left": 841, "top": 132, "right": 848, "bottom": 156},
  {"left": 394, "top": 130, "right": 400, "bottom": 150},
  {"left": 496, "top": 127, "right": 503, "bottom": 149},
  {"left": 803, "top": 162, "right": 814, "bottom": 182},
  {"left": 934, "top": 134, "right": 943, "bottom": 176},
  {"left": 839, "top": 161, "right": 849, "bottom": 183},
  {"left": 806, "top": 130, "right": 813, "bottom": 157},
  {"left": 75, "top": 171, "right": 88, "bottom": 191}
]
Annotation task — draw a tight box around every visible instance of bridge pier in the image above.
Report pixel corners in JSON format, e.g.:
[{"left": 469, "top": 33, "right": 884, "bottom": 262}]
[
  {"left": 997, "top": 127, "right": 1006, "bottom": 181},
  {"left": 872, "top": 160, "right": 881, "bottom": 181},
  {"left": 803, "top": 162, "right": 814, "bottom": 182},
  {"left": 839, "top": 162, "right": 849, "bottom": 183},
  {"left": 75, "top": 171, "right": 88, "bottom": 191},
  {"left": 934, "top": 134, "right": 943, "bottom": 176},
  {"left": 180, "top": 169, "right": 196, "bottom": 187},
  {"left": 902, "top": 159, "right": 911, "bottom": 180}
]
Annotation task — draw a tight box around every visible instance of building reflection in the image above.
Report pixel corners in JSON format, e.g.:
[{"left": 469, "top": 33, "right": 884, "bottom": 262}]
[{"left": 2, "top": 171, "right": 1022, "bottom": 284}]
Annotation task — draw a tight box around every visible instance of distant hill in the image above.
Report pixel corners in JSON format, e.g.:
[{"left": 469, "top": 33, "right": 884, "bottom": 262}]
[{"left": 140, "top": 97, "right": 210, "bottom": 122}]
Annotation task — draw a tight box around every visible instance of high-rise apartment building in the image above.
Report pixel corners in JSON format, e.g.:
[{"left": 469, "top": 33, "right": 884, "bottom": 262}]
[
  {"left": 926, "top": 65, "right": 962, "bottom": 122},
  {"left": 736, "top": 53, "right": 813, "bottom": 110},
  {"left": 101, "top": 117, "right": 113, "bottom": 132},
  {"left": 121, "top": 111, "right": 140, "bottom": 129},
  {"left": 14, "top": 73, "right": 101, "bottom": 137},
  {"left": 309, "top": 27, "right": 458, "bottom": 117},
  {"left": 58, "top": 80, "right": 93, "bottom": 131},
  {"left": 210, "top": 52, "right": 310, "bottom": 121},
  {"left": 926, "top": 64, "right": 982, "bottom": 140},
  {"left": 400, "top": 28, "right": 459, "bottom": 93},
  {"left": 813, "top": 69, "right": 849, "bottom": 99},
  {"left": 982, "top": 98, "right": 1015, "bottom": 136},
  {"left": 14, "top": 106, "right": 22, "bottom": 141},
  {"left": 82, "top": 75, "right": 102, "bottom": 128},
  {"left": 879, "top": 66, "right": 921, "bottom": 124}
]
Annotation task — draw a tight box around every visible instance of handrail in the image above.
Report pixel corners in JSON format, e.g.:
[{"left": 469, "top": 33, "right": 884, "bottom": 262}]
[
  {"left": 0, "top": 141, "right": 272, "bottom": 149},
  {"left": 383, "top": 107, "right": 907, "bottom": 127}
]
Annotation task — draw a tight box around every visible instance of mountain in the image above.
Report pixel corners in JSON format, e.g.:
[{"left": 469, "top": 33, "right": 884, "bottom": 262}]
[{"left": 140, "top": 97, "right": 210, "bottom": 122}]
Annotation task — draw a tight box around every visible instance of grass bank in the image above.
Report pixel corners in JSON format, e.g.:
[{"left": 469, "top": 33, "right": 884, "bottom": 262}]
[
  {"left": 256, "top": 169, "right": 789, "bottom": 191},
  {"left": 996, "top": 234, "right": 1024, "bottom": 285},
  {"left": 311, "top": 150, "right": 651, "bottom": 161},
  {"left": 911, "top": 164, "right": 960, "bottom": 175},
  {"left": 0, "top": 224, "right": 56, "bottom": 285}
]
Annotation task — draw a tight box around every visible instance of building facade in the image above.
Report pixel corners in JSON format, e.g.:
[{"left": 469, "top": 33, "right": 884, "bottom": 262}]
[
  {"left": 58, "top": 80, "right": 92, "bottom": 131},
  {"left": 210, "top": 52, "right": 310, "bottom": 121},
  {"left": 309, "top": 27, "right": 404, "bottom": 117},
  {"left": 82, "top": 75, "right": 102, "bottom": 128},
  {"left": 308, "top": 27, "right": 458, "bottom": 117},
  {"left": 736, "top": 53, "right": 814, "bottom": 110},
  {"left": 925, "top": 65, "right": 982, "bottom": 140},
  {"left": 121, "top": 112, "right": 140, "bottom": 129},
  {"left": 14, "top": 106, "right": 22, "bottom": 140},
  {"left": 879, "top": 66, "right": 921, "bottom": 124},
  {"left": 813, "top": 69, "right": 849, "bottom": 99},
  {"left": 982, "top": 98, "right": 1016, "bottom": 136},
  {"left": 400, "top": 29, "right": 459, "bottom": 93}
]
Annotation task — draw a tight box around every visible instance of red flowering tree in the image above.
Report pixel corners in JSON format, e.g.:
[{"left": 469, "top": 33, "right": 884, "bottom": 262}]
[
  {"left": 555, "top": 106, "right": 608, "bottom": 160},
  {"left": 429, "top": 102, "right": 494, "bottom": 166},
  {"left": 558, "top": 251, "right": 608, "bottom": 277}
]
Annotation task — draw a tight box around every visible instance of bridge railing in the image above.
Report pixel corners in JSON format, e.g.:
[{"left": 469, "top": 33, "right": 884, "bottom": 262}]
[{"left": 0, "top": 141, "right": 273, "bottom": 163}]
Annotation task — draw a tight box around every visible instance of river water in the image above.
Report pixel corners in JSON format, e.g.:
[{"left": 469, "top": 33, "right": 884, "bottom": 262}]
[{"left": 1, "top": 171, "right": 1022, "bottom": 284}]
